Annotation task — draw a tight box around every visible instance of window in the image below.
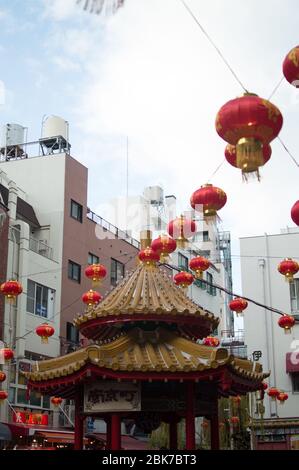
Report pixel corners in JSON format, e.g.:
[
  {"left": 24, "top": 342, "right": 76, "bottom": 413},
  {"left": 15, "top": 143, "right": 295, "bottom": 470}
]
[
  {"left": 193, "top": 231, "right": 210, "bottom": 242},
  {"left": 178, "top": 253, "right": 189, "bottom": 271},
  {"left": 206, "top": 272, "right": 216, "bottom": 296},
  {"left": 88, "top": 252, "right": 99, "bottom": 265},
  {"left": 68, "top": 260, "right": 81, "bottom": 283},
  {"left": 292, "top": 374, "right": 299, "bottom": 392},
  {"left": 66, "top": 322, "right": 79, "bottom": 345},
  {"left": 111, "top": 258, "right": 125, "bottom": 286},
  {"left": 70, "top": 200, "right": 83, "bottom": 223},
  {"left": 26, "top": 280, "right": 55, "bottom": 318},
  {"left": 290, "top": 280, "right": 299, "bottom": 318}
]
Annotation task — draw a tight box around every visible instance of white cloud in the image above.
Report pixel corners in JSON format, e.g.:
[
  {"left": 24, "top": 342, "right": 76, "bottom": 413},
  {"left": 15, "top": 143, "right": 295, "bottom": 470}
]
[
  {"left": 42, "top": 0, "right": 78, "bottom": 21},
  {"left": 41, "top": 0, "right": 299, "bottom": 245}
]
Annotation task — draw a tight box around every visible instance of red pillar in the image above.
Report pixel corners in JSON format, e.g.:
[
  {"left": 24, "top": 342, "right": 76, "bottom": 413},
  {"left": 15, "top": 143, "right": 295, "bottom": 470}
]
[
  {"left": 169, "top": 419, "right": 178, "bottom": 450},
  {"left": 106, "top": 416, "right": 112, "bottom": 450},
  {"left": 210, "top": 414, "right": 220, "bottom": 450},
  {"left": 74, "top": 387, "right": 84, "bottom": 450},
  {"left": 185, "top": 382, "right": 195, "bottom": 450},
  {"left": 111, "top": 414, "right": 121, "bottom": 450}
]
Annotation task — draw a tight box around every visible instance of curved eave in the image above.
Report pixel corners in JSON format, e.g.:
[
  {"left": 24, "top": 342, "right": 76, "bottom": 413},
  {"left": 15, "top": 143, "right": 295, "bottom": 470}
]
[
  {"left": 77, "top": 313, "right": 218, "bottom": 341},
  {"left": 26, "top": 363, "right": 268, "bottom": 400}
]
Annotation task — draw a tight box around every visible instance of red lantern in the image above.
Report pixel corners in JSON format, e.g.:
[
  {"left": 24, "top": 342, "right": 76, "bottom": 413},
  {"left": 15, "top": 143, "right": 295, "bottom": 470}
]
[
  {"left": 174, "top": 271, "right": 194, "bottom": 289},
  {"left": 267, "top": 387, "right": 280, "bottom": 401},
  {"left": 216, "top": 93, "right": 283, "bottom": 180},
  {"left": 0, "top": 371, "right": 6, "bottom": 382},
  {"left": 203, "top": 336, "right": 220, "bottom": 347},
  {"left": 190, "top": 184, "right": 227, "bottom": 222},
  {"left": 85, "top": 264, "right": 107, "bottom": 287},
  {"left": 283, "top": 46, "right": 299, "bottom": 87},
  {"left": 189, "top": 257, "right": 210, "bottom": 279},
  {"left": 36, "top": 323, "right": 55, "bottom": 344},
  {"left": 0, "top": 280, "right": 23, "bottom": 302},
  {"left": 262, "top": 382, "right": 268, "bottom": 391},
  {"left": 151, "top": 235, "right": 177, "bottom": 263},
  {"left": 225, "top": 143, "right": 272, "bottom": 171},
  {"left": 51, "top": 397, "right": 62, "bottom": 407},
  {"left": 277, "top": 392, "right": 288, "bottom": 405},
  {"left": 291, "top": 201, "right": 299, "bottom": 226},
  {"left": 230, "top": 416, "right": 240, "bottom": 427},
  {"left": 0, "top": 390, "right": 8, "bottom": 404},
  {"left": 167, "top": 215, "right": 196, "bottom": 248},
  {"left": 278, "top": 314, "right": 295, "bottom": 334},
  {"left": 82, "top": 289, "right": 102, "bottom": 307},
  {"left": 232, "top": 396, "right": 241, "bottom": 406},
  {"left": 138, "top": 247, "right": 160, "bottom": 266},
  {"left": 278, "top": 258, "right": 299, "bottom": 282},
  {"left": 229, "top": 298, "right": 248, "bottom": 317},
  {"left": 0, "top": 347, "right": 14, "bottom": 363}
]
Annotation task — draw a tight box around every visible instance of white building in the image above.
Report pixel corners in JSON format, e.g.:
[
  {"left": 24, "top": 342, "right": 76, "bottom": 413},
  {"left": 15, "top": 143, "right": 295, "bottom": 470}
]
[
  {"left": 109, "top": 185, "right": 235, "bottom": 341},
  {"left": 240, "top": 228, "right": 299, "bottom": 450}
]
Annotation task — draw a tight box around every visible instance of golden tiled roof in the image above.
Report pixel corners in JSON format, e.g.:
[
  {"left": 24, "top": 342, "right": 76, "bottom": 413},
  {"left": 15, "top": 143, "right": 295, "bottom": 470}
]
[
  {"left": 25, "top": 328, "right": 268, "bottom": 383},
  {"left": 74, "top": 263, "right": 219, "bottom": 330}
]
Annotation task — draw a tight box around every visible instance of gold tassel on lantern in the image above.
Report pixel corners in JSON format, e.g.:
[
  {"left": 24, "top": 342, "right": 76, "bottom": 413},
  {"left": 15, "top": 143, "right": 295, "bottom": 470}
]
[{"left": 236, "top": 138, "right": 264, "bottom": 181}]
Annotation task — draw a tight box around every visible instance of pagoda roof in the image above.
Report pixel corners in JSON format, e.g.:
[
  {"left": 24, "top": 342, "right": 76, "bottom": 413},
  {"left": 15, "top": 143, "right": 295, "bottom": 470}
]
[
  {"left": 25, "top": 328, "right": 268, "bottom": 397},
  {"left": 74, "top": 263, "right": 219, "bottom": 340}
]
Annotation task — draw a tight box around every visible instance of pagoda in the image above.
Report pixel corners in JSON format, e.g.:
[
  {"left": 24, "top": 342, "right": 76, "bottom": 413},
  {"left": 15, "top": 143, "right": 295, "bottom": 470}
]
[{"left": 25, "top": 231, "right": 268, "bottom": 450}]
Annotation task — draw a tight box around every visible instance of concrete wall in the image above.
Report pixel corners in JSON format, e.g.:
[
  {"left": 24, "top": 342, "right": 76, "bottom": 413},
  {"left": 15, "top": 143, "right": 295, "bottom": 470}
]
[{"left": 240, "top": 230, "right": 299, "bottom": 420}]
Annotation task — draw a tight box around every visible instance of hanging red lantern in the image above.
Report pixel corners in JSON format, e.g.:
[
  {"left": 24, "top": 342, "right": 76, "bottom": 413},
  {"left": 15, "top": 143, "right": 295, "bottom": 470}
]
[
  {"left": 0, "top": 391, "right": 8, "bottom": 404},
  {"left": 232, "top": 396, "right": 241, "bottom": 406},
  {"left": 167, "top": 215, "right": 196, "bottom": 248},
  {"left": 278, "top": 258, "right": 299, "bottom": 282},
  {"left": 291, "top": 201, "right": 299, "bottom": 226},
  {"left": 278, "top": 314, "right": 295, "bottom": 334},
  {"left": 230, "top": 416, "right": 240, "bottom": 427},
  {"left": 0, "top": 371, "right": 6, "bottom": 382},
  {"left": 277, "top": 392, "right": 288, "bottom": 405},
  {"left": 0, "top": 280, "right": 23, "bottom": 302},
  {"left": 0, "top": 347, "right": 14, "bottom": 363},
  {"left": 151, "top": 235, "right": 177, "bottom": 262},
  {"left": 216, "top": 93, "right": 283, "bottom": 180},
  {"left": 229, "top": 298, "right": 248, "bottom": 317},
  {"left": 190, "top": 184, "right": 227, "bottom": 223},
  {"left": 201, "top": 420, "right": 209, "bottom": 429},
  {"left": 267, "top": 387, "right": 280, "bottom": 401},
  {"left": 225, "top": 143, "right": 272, "bottom": 171},
  {"left": 262, "top": 382, "right": 268, "bottom": 391},
  {"left": 174, "top": 271, "right": 194, "bottom": 289},
  {"left": 283, "top": 46, "right": 299, "bottom": 87},
  {"left": 36, "top": 323, "right": 55, "bottom": 344},
  {"left": 82, "top": 289, "right": 102, "bottom": 307},
  {"left": 138, "top": 247, "right": 160, "bottom": 266},
  {"left": 189, "top": 257, "right": 210, "bottom": 279},
  {"left": 51, "top": 397, "right": 63, "bottom": 407},
  {"left": 203, "top": 336, "right": 220, "bottom": 347},
  {"left": 85, "top": 264, "right": 107, "bottom": 287}
]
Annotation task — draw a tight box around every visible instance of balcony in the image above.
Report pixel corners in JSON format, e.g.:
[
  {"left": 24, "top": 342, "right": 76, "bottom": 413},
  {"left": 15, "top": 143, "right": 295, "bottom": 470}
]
[{"left": 29, "top": 238, "right": 53, "bottom": 260}]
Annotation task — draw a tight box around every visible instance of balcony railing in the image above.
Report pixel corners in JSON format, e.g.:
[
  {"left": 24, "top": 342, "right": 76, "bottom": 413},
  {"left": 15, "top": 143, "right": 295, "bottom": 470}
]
[
  {"left": 87, "top": 210, "right": 140, "bottom": 249},
  {"left": 29, "top": 238, "right": 53, "bottom": 260}
]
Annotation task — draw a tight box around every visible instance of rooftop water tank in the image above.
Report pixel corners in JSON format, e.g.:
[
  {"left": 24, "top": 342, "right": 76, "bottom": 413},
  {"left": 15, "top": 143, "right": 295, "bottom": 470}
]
[
  {"left": 41, "top": 115, "right": 69, "bottom": 142},
  {"left": 1, "top": 123, "right": 25, "bottom": 148},
  {"left": 143, "top": 186, "right": 164, "bottom": 205}
]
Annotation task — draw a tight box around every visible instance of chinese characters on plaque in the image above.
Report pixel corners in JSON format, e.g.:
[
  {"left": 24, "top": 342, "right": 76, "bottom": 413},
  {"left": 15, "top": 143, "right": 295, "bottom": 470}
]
[{"left": 84, "top": 381, "right": 141, "bottom": 413}]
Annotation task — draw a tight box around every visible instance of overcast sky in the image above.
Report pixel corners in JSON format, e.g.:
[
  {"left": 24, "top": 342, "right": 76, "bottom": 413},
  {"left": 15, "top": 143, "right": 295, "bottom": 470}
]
[{"left": 1, "top": 0, "right": 299, "bottom": 295}]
